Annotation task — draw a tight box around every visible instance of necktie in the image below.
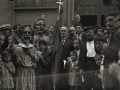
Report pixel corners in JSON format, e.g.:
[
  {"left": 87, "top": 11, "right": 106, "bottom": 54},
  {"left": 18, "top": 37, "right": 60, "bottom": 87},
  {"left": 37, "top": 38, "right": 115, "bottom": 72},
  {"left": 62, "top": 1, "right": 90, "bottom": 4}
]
[{"left": 62, "top": 39, "right": 65, "bottom": 45}]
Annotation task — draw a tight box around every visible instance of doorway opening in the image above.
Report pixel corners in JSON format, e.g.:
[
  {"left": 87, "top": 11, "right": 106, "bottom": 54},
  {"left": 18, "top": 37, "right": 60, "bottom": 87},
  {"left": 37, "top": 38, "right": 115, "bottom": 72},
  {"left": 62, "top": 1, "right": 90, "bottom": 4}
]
[{"left": 80, "top": 15, "right": 97, "bottom": 27}]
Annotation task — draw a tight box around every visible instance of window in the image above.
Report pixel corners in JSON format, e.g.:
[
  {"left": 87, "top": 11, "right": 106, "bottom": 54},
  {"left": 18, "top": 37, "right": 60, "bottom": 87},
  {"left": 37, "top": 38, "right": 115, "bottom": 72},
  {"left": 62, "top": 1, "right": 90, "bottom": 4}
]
[{"left": 15, "top": 0, "right": 57, "bottom": 7}]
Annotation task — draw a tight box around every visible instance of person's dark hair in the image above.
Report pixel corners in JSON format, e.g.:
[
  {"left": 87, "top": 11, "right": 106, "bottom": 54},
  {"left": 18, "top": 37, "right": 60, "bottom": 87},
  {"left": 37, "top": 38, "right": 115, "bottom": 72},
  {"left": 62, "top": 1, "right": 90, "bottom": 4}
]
[
  {"left": 74, "top": 23, "right": 84, "bottom": 29},
  {"left": 34, "top": 19, "right": 46, "bottom": 30},
  {"left": 13, "top": 24, "right": 21, "bottom": 30},
  {"left": 18, "top": 24, "right": 34, "bottom": 38},
  {"left": 2, "top": 50, "right": 11, "bottom": 59},
  {"left": 105, "top": 11, "right": 120, "bottom": 18},
  {"left": 84, "top": 26, "right": 94, "bottom": 32},
  {"left": 70, "top": 50, "right": 77, "bottom": 58},
  {"left": 94, "top": 26, "right": 105, "bottom": 34}
]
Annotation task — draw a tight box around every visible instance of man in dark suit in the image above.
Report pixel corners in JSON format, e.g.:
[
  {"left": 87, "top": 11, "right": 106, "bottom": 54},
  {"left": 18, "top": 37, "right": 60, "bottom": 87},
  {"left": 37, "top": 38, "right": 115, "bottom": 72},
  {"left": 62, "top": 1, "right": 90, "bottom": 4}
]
[
  {"left": 68, "top": 26, "right": 77, "bottom": 41},
  {"left": 79, "top": 26, "right": 100, "bottom": 90},
  {"left": 56, "top": 26, "right": 74, "bottom": 90},
  {"left": 102, "top": 12, "right": 120, "bottom": 89}
]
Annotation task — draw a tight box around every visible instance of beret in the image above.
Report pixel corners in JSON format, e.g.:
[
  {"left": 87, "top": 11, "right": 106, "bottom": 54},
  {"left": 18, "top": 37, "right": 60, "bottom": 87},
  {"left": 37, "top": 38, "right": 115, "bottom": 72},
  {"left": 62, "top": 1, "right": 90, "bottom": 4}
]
[
  {"left": 94, "top": 37, "right": 107, "bottom": 43},
  {"left": 84, "top": 26, "right": 94, "bottom": 32}
]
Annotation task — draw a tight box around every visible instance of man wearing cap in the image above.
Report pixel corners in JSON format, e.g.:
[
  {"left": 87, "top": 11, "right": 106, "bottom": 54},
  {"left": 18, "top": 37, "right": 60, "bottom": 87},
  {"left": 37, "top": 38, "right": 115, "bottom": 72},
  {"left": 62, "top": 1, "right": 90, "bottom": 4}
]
[
  {"left": 0, "top": 24, "right": 11, "bottom": 49},
  {"left": 56, "top": 26, "right": 74, "bottom": 90},
  {"left": 0, "top": 24, "right": 11, "bottom": 36},
  {"left": 94, "top": 37, "right": 108, "bottom": 89},
  {"left": 102, "top": 12, "right": 120, "bottom": 90},
  {"left": 79, "top": 26, "right": 100, "bottom": 89},
  {"left": 94, "top": 26, "right": 105, "bottom": 38}
]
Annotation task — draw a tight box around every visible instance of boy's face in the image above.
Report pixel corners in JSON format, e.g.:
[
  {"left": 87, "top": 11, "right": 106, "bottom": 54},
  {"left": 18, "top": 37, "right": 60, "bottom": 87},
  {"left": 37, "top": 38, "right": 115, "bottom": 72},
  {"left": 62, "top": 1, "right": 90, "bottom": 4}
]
[
  {"left": 3, "top": 55, "right": 11, "bottom": 63},
  {"left": 0, "top": 35, "right": 5, "bottom": 47},
  {"left": 70, "top": 52, "right": 77, "bottom": 62},
  {"left": 39, "top": 43, "right": 46, "bottom": 51},
  {"left": 95, "top": 54, "right": 102, "bottom": 66},
  {"left": 8, "top": 36, "right": 13, "bottom": 43},
  {"left": 73, "top": 40, "right": 80, "bottom": 50},
  {"left": 95, "top": 41, "right": 104, "bottom": 51}
]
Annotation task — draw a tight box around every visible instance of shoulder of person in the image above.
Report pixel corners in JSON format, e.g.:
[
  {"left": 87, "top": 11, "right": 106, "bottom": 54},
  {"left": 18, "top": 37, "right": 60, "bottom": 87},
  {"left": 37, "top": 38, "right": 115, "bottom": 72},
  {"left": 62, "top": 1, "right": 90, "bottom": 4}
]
[{"left": 102, "top": 46, "right": 118, "bottom": 59}]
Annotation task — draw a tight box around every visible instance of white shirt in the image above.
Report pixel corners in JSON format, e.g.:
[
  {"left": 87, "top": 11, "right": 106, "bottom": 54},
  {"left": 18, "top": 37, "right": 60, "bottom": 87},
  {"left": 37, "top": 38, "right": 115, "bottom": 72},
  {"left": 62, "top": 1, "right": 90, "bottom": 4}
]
[
  {"left": 86, "top": 40, "right": 96, "bottom": 57},
  {"left": 76, "top": 50, "right": 80, "bottom": 60}
]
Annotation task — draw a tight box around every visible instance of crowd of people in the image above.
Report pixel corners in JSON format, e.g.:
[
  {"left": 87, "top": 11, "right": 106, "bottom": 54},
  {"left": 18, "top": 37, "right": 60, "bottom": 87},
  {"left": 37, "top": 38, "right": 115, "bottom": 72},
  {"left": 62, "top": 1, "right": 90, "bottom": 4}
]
[{"left": 0, "top": 11, "right": 120, "bottom": 90}]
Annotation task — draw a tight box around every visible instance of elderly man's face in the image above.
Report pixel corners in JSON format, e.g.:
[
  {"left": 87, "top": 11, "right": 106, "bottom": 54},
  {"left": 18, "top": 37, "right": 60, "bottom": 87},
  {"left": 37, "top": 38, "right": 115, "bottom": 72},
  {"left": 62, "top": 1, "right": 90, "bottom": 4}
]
[
  {"left": 35, "top": 20, "right": 45, "bottom": 34},
  {"left": 69, "top": 27, "right": 76, "bottom": 37},
  {"left": 60, "top": 27, "right": 68, "bottom": 38}
]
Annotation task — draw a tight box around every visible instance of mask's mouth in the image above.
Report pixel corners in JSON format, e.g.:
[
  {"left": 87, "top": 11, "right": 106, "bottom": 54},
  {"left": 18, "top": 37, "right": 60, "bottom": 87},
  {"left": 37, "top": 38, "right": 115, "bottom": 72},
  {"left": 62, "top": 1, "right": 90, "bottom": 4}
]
[{"left": 22, "top": 36, "right": 31, "bottom": 40}]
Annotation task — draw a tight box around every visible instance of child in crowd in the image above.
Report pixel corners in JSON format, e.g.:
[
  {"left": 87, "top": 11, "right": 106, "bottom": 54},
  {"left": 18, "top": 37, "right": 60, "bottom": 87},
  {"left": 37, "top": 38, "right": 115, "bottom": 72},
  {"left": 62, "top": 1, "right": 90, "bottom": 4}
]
[
  {"left": 0, "top": 50, "right": 15, "bottom": 90},
  {"left": 94, "top": 37, "right": 107, "bottom": 89},
  {"left": 35, "top": 40, "right": 51, "bottom": 90},
  {"left": 73, "top": 38, "right": 81, "bottom": 61},
  {"left": 0, "top": 34, "right": 6, "bottom": 54},
  {"left": 67, "top": 50, "right": 82, "bottom": 90}
]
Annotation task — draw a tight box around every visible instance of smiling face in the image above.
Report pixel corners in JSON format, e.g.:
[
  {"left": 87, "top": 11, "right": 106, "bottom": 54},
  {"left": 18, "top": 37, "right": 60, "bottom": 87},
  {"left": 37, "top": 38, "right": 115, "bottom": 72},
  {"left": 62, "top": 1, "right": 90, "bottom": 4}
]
[
  {"left": 85, "top": 29, "right": 94, "bottom": 41},
  {"left": 35, "top": 20, "right": 45, "bottom": 34},
  {"left": 70, "top": 52, "right": 77, "bottom": 62},
  {"left": 3, "top": 54, "right": 11, "bottom": 63},
  {"left": 105, "top": 16, "right": 115, "bottom": 29}
]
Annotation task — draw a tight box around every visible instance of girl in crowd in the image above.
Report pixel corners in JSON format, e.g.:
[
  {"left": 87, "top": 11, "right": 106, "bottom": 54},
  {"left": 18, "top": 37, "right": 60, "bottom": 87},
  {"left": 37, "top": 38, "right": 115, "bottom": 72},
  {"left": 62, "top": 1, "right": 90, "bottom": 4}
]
[
  {"left": 0, "top": 50, "right": 15, "bottom": 90},
  {"left": 67, "top": 50, "right": 82, "bottom": 90}
]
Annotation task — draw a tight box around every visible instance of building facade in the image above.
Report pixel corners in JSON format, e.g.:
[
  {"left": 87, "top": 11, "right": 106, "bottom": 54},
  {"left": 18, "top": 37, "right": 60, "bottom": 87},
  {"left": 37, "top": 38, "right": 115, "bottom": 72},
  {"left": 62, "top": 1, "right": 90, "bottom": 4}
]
[{"left": 0, "top": 0, "right": 119, "bottom": 29}]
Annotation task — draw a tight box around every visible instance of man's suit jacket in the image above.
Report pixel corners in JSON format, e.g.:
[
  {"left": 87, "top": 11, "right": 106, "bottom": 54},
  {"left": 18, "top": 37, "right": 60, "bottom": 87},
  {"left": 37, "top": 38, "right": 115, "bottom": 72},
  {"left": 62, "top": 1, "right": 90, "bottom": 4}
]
[
  {"left": 102, "top": 30, "right": 120, "bottom": 89},
  {"left": 78, "top": 40, "right": 99, "bottom": 71},
  {"left": 79, "top": 40, "right": 102, "bottom": 89},
  {"left": 60, "top": 37, "right": 74, "bottom": 73}
]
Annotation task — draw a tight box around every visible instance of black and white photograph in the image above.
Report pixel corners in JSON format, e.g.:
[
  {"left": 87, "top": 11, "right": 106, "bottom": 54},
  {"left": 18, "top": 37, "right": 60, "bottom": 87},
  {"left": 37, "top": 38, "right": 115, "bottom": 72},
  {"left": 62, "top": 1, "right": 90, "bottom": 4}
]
[{"left": 0, "top": 0, "right": 120, "bottom": 90}]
